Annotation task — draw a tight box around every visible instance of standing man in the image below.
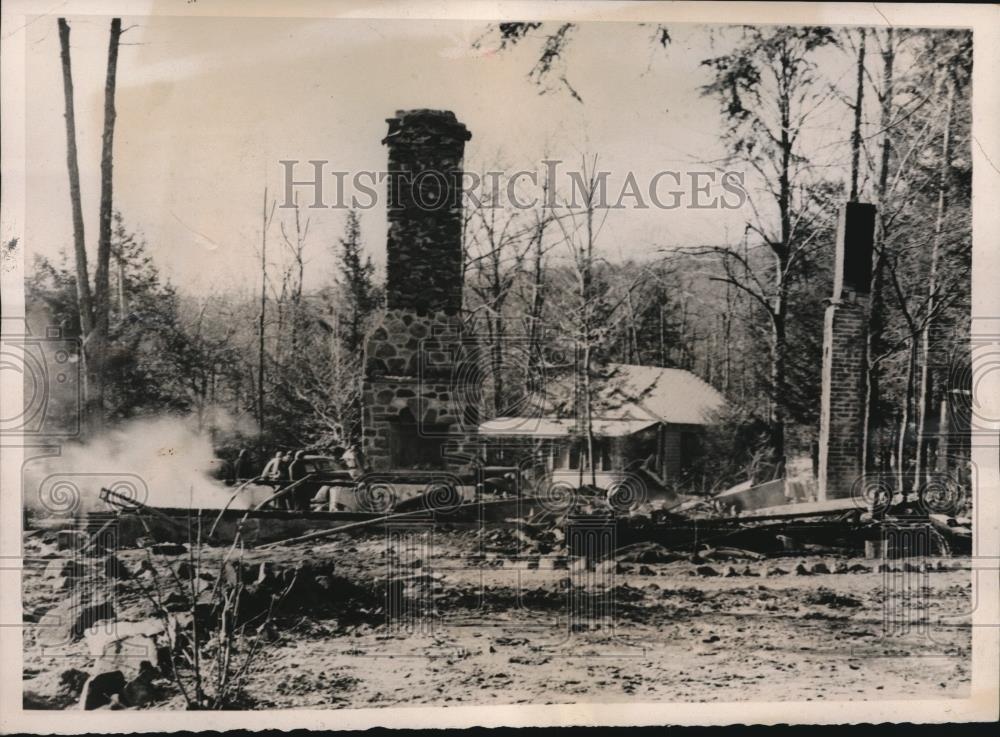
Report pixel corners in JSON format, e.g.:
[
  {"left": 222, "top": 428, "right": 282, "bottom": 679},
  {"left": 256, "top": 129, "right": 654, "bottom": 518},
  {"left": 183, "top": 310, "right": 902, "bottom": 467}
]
[
  {"left": 342, "top": 445, "right": 366, "bottom": 480},
  {"left": 233, "top": 448, "right": 251, "bottom": 483},
  {"left": 288, "top": 450, "right": 314, "bottom": 510},
  {"left": 261, "top": 450, "right": 284, "bottom": 482}
]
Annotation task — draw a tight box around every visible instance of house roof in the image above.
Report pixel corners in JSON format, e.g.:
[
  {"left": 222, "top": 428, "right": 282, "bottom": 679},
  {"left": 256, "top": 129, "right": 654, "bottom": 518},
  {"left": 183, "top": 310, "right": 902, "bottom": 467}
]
[
  {"left": 479, "top": 417, "right": 659, "bottom": 438},
  {"left": 478, "top": 364, "right": 725, "bottom": 437},
  {"left": 591, "top": 363, "right": 725, "bottom": 425}
]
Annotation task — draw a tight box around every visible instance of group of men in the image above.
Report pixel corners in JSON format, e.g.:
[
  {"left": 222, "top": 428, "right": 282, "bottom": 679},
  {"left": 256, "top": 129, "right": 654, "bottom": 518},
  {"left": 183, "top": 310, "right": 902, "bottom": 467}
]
[
  {"left": 246, "top": 446, "right": 364, "bottom": 511},
  {"left": 256, "top": 450, "right": 311, "bottom": 509}
]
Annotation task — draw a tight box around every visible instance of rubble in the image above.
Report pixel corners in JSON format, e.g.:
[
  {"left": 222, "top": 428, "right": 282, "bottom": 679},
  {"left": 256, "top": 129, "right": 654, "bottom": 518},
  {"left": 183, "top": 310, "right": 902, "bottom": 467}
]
[
  {"left": 23, "top": 668, "right": 89, "bottom": 709},
  {"left": 80, "top": 670, "right": 127, "bottom": 710},
  {"left": 20, "top": 475, "right": 973, "bottom": 710}
]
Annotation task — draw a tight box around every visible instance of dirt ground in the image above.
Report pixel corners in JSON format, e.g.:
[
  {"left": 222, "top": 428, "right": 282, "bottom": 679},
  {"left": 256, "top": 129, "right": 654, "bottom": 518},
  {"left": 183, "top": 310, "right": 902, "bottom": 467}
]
[{"left": 21, "top": 528, "right": 972, "bottom": 709}]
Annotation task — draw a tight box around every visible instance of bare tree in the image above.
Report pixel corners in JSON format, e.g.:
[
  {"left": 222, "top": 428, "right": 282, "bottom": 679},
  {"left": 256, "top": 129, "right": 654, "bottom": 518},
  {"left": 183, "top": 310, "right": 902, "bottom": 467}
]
[
  {"left": 56, "top": 17, "right": 122, "bottom": 434},
  {"left": 698, "top": 26, "right": 838, "bottom": 476},
  {"left": 551, "top": 155, "right": 612, "bottom": 487},
  {"left": 256, "top": 189, "right": 277, "bottom": 431}
]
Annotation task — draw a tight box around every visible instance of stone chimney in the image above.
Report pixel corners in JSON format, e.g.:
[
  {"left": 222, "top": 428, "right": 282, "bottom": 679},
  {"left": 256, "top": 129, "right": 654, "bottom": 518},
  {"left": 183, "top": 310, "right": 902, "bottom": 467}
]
[
  {"left": 362, "top": 110, "right": 478, "bottom": 472},
  {"left": 817, "top": 202, "right": 876, "bottom": 500}
]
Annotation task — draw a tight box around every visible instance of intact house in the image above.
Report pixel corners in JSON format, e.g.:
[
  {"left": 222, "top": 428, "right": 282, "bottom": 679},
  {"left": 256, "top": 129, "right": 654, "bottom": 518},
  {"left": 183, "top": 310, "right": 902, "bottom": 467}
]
[{"left": 477, "top": 363, "right": 725, "bottom": 496}]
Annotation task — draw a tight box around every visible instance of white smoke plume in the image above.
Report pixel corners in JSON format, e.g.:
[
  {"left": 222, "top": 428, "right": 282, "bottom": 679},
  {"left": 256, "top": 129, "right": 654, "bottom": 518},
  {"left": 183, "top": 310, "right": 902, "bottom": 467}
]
[{"left": 26, "top": 414, "right": 264, "bottom": 515}]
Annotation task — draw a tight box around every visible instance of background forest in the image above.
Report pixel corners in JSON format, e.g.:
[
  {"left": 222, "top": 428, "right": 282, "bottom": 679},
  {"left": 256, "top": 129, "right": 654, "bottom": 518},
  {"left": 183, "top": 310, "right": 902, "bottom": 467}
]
[{"left": 26, "top": 24, "right": 972, "bottom": 499}]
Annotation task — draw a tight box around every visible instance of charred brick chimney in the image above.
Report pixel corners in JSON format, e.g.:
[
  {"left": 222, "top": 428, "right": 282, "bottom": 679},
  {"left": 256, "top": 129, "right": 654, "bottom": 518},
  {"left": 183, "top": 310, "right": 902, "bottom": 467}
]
[
  {"left": 817, "top": 202, "right": 876, "bottom": 500},
  {"left": 362, "top": 110, "right": 478, "bottom": 474}
]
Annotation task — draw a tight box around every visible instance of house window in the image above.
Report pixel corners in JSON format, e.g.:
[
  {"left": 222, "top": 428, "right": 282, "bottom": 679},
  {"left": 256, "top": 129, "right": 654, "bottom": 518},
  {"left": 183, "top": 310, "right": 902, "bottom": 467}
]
[{"left": 569, "top": 443, "right": 582, "bottom": 470}]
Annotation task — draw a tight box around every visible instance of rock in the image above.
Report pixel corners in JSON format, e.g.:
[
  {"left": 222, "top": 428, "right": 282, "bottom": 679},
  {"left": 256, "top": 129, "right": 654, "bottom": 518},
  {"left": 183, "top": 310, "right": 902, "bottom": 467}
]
[
  {"left": 23, "top": 604, "right": 54, "bottom": 623},
  {"left": 36, "top": 600, "right": 116, "bottom": 646},
  {"left": 702, "top": 634, "right": 720, "bottom": 644},
  {"left": 172, "top": 561, "right": 196, "bottom": 580},
  {"left": 85, "top": 620, "right": 165, "bottom": 652},
  {"left": 221, "top": 560, "right": 256, "bottom": 586},
  {"left": 85, "top": 621, "right": 165, "bottom": 680},
  {"left": 254, "top": 561, "right": 276, "bottom": 586},
  {"left": 100, "top": 693, "right": 127, "bottom": 710},
  {"left": 810, "top": 562, "right": 831, "bottom": 575},
  {"left": 162, "top": 591, "right": 189, "bottom": 612},
  {"left": 538, "top": 556, "right": 569, "bottom": 570},
  {"left": 834, "top": 561, "right": 850, "bottom": 574},
  {"left": 848, "top": 563, "right": 873, "bottom": 573},
  {"left": 638, "top": 565, "right": 656, "bottom": 576},
  {"left": 57, "top": 530, "right": 88, "bottom": 551},
  {"left": 776, "top": 534, "right": 796, "bottom": 551},
  {"left": 80, "top": 670, "right": 126, "bottom": 710},
  {"left": 93, "top": 635, "right": 159, "bottom": 681},
  {"left": 794, "top": 563, "right": 813, "bottom": 576},
  {"left": 724, "top": 566, "right": 740, "bottom": 577},
  {"left": 43, "top": 558, "right": 87, "bottom": 579},
  {"left": 22, "top": 668, "right": 89, "bottom": 709},
  {"left": 741, "top": 566, "right": 759, "bottom": 577},
  {"left": 122, "top": 667, "right": 160, "bottom": 708},
  {"left": 149, "top": 543, "right": 187, "bottom": 556},
  {"left": 103, "top": 555, "right": 131, "bottom": 580},
  {"left": 765, "top": 567, "right": 789, "bottom": 577},
  {"left": 51, "top": 576, "right": 74, "bottom": 592},
  {"left": 695, "top": 565, "right": 719, "bottom": 577},
  {"left": 809, "top": 589, "right": 863, "bottom": 608}
]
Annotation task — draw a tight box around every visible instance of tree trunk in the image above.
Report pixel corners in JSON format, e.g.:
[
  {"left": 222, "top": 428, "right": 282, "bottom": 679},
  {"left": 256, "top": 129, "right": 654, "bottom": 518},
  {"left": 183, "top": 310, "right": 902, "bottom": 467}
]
[
  {"left": 491, "top": 315, "right": 505, "bottom": 416},
  {"left": 658, "top": 301, "right": 666, "bottom": 368},
  {"left": 57, "top": 19, "right": 93, "bottom": 337},
  {"left": 770, "top": 306, "right": 786, "bottom": 478},
  {"left": 84, "top": 17, "right": 122, "bottom": 434},
  {"left": 583, "top": 339, "right": 595, "bottom": 488},
  {"left": 937, "top": 396, "right": 949, "bottom": 473},
  {"left": 915, "top": 77, "right": 955, "bottom": 495},
  {"left": 849, "top": 29, "right": 866, "bottom": 201},
  {"left": 772, "top": 51, "right": 792, "bottom": 479},
  {"left": 897, "top": 337, "right": 918, "bottom": 498},
  {"left": 58, "top": 18, "right": 103, "bottom": 432},
  {"left": 861, "top": 28, "right": 894, "bottom": 478},
  {"left": 258, "top": 187, "right": 268, "bottom": 432}
]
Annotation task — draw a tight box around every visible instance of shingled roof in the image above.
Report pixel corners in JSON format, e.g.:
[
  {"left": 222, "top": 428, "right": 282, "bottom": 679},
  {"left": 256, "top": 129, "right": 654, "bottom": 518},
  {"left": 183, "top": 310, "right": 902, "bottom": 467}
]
[
  {"left": 479, "top": 363, "right": 725, "bottom": 437},
  {"left": 575, "top": 363, "right": 725, "bottom": 425}
]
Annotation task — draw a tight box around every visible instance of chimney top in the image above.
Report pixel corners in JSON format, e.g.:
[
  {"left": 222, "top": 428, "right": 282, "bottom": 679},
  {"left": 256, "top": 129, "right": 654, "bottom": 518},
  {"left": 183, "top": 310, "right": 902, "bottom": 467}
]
[
  {"left": 833, "top": 201, "right": 876, "bottom": 299},
  {"left": 383, "top": 109, "right": 471, "bottom": 145}
]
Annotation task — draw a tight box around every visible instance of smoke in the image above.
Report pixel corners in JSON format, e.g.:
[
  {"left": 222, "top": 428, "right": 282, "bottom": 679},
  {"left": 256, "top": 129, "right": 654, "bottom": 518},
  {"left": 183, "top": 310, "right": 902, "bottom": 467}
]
[{"left": 26, "top": 414, "right": 264, "bottom": 515}]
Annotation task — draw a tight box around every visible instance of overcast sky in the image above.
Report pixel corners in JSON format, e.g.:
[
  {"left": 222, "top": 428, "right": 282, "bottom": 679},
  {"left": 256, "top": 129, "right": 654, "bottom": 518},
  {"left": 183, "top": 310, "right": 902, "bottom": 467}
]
[{"left": 25, "top": 17, "right": 858, "bottom": 295}]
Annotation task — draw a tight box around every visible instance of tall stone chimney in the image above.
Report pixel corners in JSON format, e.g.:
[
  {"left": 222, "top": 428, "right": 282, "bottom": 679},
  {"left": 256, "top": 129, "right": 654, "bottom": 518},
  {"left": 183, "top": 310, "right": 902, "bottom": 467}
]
[
  {"left": 362, "top": 110, "right": 478, "bottom": 472},
  {"left": 817, "top": 202, "right": 876, "bottom": 500}
]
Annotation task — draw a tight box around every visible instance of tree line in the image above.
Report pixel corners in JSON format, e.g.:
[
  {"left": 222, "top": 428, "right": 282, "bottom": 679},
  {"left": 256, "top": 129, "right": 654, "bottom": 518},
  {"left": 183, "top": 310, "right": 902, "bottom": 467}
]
[{"left": 28, "top": 21, "right": 972, "bottom": 499}]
